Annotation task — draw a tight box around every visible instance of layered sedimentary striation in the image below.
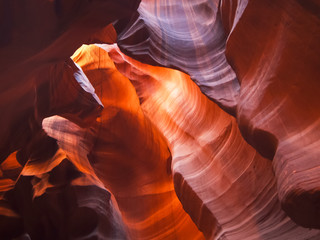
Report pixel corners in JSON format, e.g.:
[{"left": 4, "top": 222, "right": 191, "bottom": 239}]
[
  {"left": 0, "top": 0, "right": 139, "bottom": 163},
  {"left": 9, "top": 137, "right": 127, "bottom": 240},
  {"left": 0, "top": 0, "right": 319, "bottom": 239},
  {"left": 104, "top": 44, "right": 320, "bottom": 239},
  {"left": 117, "top": 0, "right": 320, "bottom": 231},
  {"left": 0, "top": 1, "right": 140, "bottom": 238},
  {"left": 223, "top": 0, "right": 320, "bottom": 228},
  {"left": 68, "top": 45, "right": 203, "bottom": 239},
  {"left": 116, "top": 0, "right": 240, "bottom": 114}
]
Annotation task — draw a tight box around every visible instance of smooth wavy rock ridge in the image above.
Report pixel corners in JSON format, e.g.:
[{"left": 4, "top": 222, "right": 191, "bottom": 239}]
[
  {"left": 117, "top": 0, "right": 320, "bottom": 232},
  {"left": 0, "top": 0, "right": 319, "bottom": 239},
  {"left": 102, "top": 44, "right": 320, "bottom": 239}
]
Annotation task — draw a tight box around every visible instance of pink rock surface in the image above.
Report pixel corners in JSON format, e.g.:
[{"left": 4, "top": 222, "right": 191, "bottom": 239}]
[
  {"left": 44, "top": 44, "right": 204, "bottom": 239},
  {"left": 104, "top": 44, "right": 320, "bottom": 239},
  {"left": 116, "top": 0, "right": 320, "bottom": 230},
  {"left": 116, "top": 0, "right": 239, "bottom": 114},
  {"left": 224, "top": 0, "right": 320, "bottom": 228},
  {"left": 0, "top": 0, "right": 319, "bottom": 239}
]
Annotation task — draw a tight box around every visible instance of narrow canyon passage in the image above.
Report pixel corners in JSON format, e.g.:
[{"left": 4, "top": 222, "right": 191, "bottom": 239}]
[{"left": 0, "top": 0, "right": 319, "bottom": 239}]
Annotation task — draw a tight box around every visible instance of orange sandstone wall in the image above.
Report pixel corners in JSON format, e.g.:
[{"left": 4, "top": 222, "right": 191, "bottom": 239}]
[{"left": 0, "top": 0, "right": 319, "bottom": 239}]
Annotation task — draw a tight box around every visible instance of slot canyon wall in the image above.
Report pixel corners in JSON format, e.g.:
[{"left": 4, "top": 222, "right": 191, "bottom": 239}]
[{"left": 0, "top": 0, "right": 319, "bottom": 239}]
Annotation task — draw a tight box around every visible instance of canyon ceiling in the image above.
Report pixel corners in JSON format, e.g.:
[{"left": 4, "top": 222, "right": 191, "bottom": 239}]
[{"left": 0, "top": 0, "right": 319, "bottom": 239}]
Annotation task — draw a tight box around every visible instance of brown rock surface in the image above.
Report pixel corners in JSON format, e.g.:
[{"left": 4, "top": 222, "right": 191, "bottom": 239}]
[
  {"left": 0, "top": 1, "right": 140, "bottom": 238},
  {"left": 116, "top": 0, "right": 240, "bottom": 115},
  {"left": 0, "top": 0, "right": 319, "bottom": 239},
  {"left": 224, "top": 0, "right": 320, "bottom": 228},
  {"left": 43, "top": 44, "right": 204, "bottom": 239},
  {"left": 116, "top": 0, "right": 320, "bottom": 231},
  {"left": 9, "top": 134, "right": 127, "bottom": 240},
  {"left": 0, "top": 0, "right": 139, "bottom": 163},
  {"left": 104, "top": 44, "right": 320, "bottom": 239}
]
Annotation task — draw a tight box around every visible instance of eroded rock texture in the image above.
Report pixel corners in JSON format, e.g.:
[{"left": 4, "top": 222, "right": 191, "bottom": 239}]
[
  {"left": 224, "top": 0, "right": 320, "bottom": 228},
  {"left": 116, "top": 0, "right": 240, "bottom": 114},
  {"left": 103, "top": 44, "right": 320, "bottom": 239},
  {"left": 0, "top": 0, "right": 139, "bottom": 162},
  {"left": 0, "top": 0, "right": 320, "bottom": 239},
  {"left": 66, "top": 45, "right": 202, "bottom": 239},
  {"left": 0, "top": 1, "right": 139, "bottom": 238},
  {"left": 116, "top": 0, "right": 320, "bottom": 232}
]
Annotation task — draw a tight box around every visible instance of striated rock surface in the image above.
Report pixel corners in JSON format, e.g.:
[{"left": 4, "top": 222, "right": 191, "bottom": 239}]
[
  {"left": 0, "top": 2, "right": 139, "bottom": 238},
  {"left": 0, "top": 55, "right": 128, "bottom": 239},
  {"left": 115, "top": 0, "right": 240, "bottom": 114},
  {"left": 43, "top": 44, "right": 204, "bottom": 239},
  {"left": 0, "top": 0, "right": 140, "bottom": 163},
  {"left": 0, "top": 0, "right": 319, "bottom": 239},
  {"left": 223, "top": 0, "right": 320, "bottom": 228},
  {"left": 116, "top": 0, "right": 320, "bottom": 230},
  {"left": 8, "top": 135, "right": 127, "bottom": 240},
  {"left": 104, "top": 44, "right": 320, "bottom": 239}
]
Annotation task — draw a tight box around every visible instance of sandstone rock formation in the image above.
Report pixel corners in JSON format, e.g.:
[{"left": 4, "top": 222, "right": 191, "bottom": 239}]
[
  {"left": 0, "top": 1, "right": 139, "bottom": 239},
  {"left": 44, "top": 44, "right": 204, "bottom": 239},
  {"left": 102, "top": 44, "right": 320, "bottom": 239},
  {"left": 224, "top": 0, "right": 320, "bottom": 229},
  {"left": 116, "top": 0, "right": 320, "bottom": 232},
  {"left": 0, "top": 0, "right": 320, "bottom": 239}
]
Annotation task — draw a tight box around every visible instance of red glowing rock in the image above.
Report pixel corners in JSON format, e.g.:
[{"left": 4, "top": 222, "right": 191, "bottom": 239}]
[{"left": 0, "top": 0, "right": 319, "bottom": 239}]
